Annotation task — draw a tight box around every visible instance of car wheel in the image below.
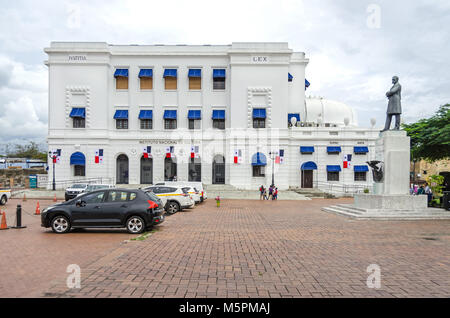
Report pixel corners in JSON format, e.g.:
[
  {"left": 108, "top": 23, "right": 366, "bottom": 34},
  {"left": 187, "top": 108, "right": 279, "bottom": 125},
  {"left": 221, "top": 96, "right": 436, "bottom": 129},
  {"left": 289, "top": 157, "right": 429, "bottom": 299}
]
[
  {"left": 126, "top": 216, "right": 145, "bottom": 234},
  {"left": 0, "top": 195, "right": 6, "bottom": 205},
  {"left": 165, "top": 201, "right": 180, "bottom": 215},
  {"left": 51, "top": 216, "right": 71, "bottom": 234}
]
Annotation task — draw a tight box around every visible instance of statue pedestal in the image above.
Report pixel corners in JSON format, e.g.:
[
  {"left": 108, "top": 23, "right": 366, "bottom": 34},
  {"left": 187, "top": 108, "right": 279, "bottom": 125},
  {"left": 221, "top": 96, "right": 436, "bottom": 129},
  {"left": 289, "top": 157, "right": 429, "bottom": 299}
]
[{"left": 322, "top": 130, "right": 449, "bottom": 219}]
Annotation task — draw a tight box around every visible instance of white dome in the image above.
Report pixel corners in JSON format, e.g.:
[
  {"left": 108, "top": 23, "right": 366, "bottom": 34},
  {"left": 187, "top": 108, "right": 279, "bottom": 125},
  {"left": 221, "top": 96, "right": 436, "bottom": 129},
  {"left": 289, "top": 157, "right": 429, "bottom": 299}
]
[{"left": 305, "top": 97, "right": 358, "bottom": 127}]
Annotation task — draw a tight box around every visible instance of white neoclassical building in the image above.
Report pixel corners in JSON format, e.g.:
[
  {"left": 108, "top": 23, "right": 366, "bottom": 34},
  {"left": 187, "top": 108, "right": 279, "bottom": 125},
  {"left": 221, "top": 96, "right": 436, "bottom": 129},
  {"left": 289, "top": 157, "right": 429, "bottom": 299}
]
[{"left": 45, "top": 42, "right": 379, "bottom": 191}]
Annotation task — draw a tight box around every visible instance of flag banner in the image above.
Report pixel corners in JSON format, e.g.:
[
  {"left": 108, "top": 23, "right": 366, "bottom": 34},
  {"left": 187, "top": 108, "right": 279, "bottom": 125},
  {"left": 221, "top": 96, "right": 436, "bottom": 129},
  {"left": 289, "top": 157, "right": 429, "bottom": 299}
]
[
  {"left": 278, "top": 149, "right": 285, "bottom": 164},
  {"left": 233, "top": 149, "right": 243, "bottom": 164},
  {"left": 275, "top": 156, "right": 280, "bottom": 164},
  {"left": 166, "top": 146, "right": 174, "bottom": 158},
  {"left": 52, "top": 149, "right": 62, "bottom": 164},
  {"left": 143, "top": 146, "right": 151, "bottom": 159},
  {"left": 95, "top": 149, "right": 104, "bottom": 164},
  {"left": 191, "top": 146, "right": 200, "bottom": 159}
]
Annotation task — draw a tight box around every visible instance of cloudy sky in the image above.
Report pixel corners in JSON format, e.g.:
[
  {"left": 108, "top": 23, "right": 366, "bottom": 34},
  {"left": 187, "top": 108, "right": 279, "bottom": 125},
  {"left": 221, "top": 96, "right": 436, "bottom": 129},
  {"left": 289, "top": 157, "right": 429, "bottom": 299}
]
[{"left": 0, "top": 0, "right": 449, "bottom": 150}]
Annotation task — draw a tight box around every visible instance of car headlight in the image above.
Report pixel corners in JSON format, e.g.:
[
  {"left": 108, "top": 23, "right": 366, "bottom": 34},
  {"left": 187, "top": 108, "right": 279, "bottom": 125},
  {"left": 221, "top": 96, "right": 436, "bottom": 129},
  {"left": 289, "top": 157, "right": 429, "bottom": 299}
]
[{"left": 42, "top": 206, "right": 55, "bottom": 213}]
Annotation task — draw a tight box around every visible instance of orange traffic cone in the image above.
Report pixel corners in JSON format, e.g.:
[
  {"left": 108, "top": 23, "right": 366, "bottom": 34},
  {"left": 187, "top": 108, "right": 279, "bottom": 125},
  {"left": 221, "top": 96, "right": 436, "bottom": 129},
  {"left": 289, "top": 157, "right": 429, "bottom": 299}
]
[
  {"left": 0, "top": 211, "right": 9, "bottom": 230},
  {"left": 53, "top": 194, "right": 57, "bottom": 202},
  {"left": 35, "top": 202, "right": 40, "bottom": 215},
  {"left": 23, "top": 193, "right": 27, "bottom": 202}
]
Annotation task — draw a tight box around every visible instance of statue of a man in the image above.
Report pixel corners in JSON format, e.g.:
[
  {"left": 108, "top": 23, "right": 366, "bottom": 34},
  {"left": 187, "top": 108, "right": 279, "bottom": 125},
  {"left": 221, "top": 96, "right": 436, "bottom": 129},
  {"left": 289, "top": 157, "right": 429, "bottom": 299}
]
[{"left": 382, "top": 76, "right": 402, "bottom": 131}]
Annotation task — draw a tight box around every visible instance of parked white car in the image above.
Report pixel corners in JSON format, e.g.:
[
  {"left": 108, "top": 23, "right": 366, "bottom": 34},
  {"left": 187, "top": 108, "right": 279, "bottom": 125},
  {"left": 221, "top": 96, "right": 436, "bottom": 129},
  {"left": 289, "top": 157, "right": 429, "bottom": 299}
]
[
  {"left": 65, "top": 183, "right": 88, "bottom": 201},
  {"left": 181, "top": 186, "right": 201, "bottom": 204},
  {"left": 0, "top": 188, "right": 11, "bottom": 205},
  {"left": 144, "top": 185, "right": 195, "bottom": 214},
  {"left": 155, "top": 181, "right": 207, "bottom": 202}
]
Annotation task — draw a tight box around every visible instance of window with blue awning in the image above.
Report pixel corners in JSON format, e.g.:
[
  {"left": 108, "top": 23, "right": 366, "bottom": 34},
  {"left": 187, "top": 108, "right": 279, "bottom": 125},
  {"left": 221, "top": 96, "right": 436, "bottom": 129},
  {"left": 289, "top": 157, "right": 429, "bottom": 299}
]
[
  {"left": 138, "top": 110, "right": 153, "bottom": 119},
  {"left": 163, "top": 69, "right": 177, "bottom": 78},
  {"left": 354, "top": 146, "right": 369, "bottom": 154},
  {"left": 188, "top": 110, "right": 201, "bottom": 120},
  {"left": 138, "top": 69, "right": 153, "bottom": 78},
  {"left": 354, "top": 165, "right": 369, "bottom": 172},
  {"left": 114, "top": 69, "right": 129, "bottom": 77},
  {"left": 288, "top": 113, "right": 300, "bottom": 122},
  {"left": 251, "top": 153, "right": 267, "bottom": 166},
  {"left": 69, "top": 108, "right": 85, "bottom": 118},
  {"left": 188, "top": 69, "right": 201, "bottom": 78},
  {"left": 300, "top": 146, "right": 315, "bottom": 154},
  {"left": 212, "top": 110, "right": 225, "bottom": 120},
  {"left": 327, "top": 165, "right": 341, "bottom": 172},
  {"left": 70, "top": 152, "right": 86, "bottom": 166},
  {"left": 301, "top": 161, "right": 318, "bottom": 170},
  {"left": 114, "top": 110, "right": 128, "bottom": 119},
  {"left": 327, "top": 146, "right": 342, "bottom": 153},
  {"left": 252, "top": 108, "right": 266, "bottom": 119},
  {"left": 288, "top": 73, "right": 293, "bottom": 82},
  {"left": 213, "top": 69, "right": 226, "bottom": 78},
  {"left": 164, "top": 110, "right": 177, "bottom": 119}
]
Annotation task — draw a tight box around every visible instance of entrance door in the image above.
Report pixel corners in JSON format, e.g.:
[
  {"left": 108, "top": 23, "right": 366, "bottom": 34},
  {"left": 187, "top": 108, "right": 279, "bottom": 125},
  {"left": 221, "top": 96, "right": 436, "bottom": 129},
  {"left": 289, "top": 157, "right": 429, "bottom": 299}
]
[
  {"left": 164, "top": 157, "right": 177, "bottom": 181},
  {"left": 302, "top": 170, "right": 313, "bottom": 188},
  {"left": 188, "top": 157, "right": 201, "bottom": 182},
  {"left": 116, "top": 154, "right": 129, "bottom": 184},
  {"left": 140, "top": 157, "right": 153, "bottom": 184},
  {"left": 212, "top": 155, "right": 225, "bottom": 184}
]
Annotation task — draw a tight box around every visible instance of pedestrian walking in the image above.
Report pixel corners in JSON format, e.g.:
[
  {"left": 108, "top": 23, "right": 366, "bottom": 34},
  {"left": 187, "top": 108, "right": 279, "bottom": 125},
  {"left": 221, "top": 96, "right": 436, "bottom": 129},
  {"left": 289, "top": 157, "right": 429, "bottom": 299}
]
[
  {"left": 273, "top": 187, "right": 278, "bottom": 200},
  {"left": 424, "top": 183, "right": 433, "bottom": 206},
  {"left": 259, "top": 185, "right": 265, "bottom": 200},
  {"left": 268, "top": 185, "right": 273, "bottom": 200},
  {"left": 263, "top": 188, "right": 268, "bottom": 200}
]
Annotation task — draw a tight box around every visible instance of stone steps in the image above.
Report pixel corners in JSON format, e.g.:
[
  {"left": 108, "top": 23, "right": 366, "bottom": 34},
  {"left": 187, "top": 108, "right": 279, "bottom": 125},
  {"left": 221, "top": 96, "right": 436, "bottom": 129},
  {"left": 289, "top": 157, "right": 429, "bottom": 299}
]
[
  {"left": 206, "top": 190, "right": 310, "bottom": 201},
  {"left": 322, "top": 204, "right": 450, "bottom": 220}
]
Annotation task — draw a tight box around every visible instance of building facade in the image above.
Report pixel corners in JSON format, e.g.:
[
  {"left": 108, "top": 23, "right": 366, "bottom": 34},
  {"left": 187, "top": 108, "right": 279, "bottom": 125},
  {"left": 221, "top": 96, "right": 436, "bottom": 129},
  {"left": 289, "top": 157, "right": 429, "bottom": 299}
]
[{"left": 45, "top": 42, "right": 379, "bottom": 191}]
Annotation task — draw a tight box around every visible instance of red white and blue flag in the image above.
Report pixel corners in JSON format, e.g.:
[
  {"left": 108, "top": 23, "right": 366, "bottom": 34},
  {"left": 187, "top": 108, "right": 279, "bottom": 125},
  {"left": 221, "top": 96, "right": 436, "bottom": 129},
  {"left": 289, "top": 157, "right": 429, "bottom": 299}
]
[
  {"left": 234, "top": 149, "right": 242, "bottom": 164},
  {"left": 166, "top": 146, "right": 175, "bottom": 158},
  {"left": 275, "top": 149, "right": 285, "bottom": 164},
  {"left": 343, "top": 154, "right": 352, "bottom": 168},
  {"left": 143, "top": 146, "right": 151, "bottom": 158},
  {"left": 51, "top": 149, "right": 61, "bottom": 164},
  {"left": 95, "top": 149, "right": 104, "bottom": 164},
  {"left": 190, "top": 146, "right": 199, "bottom": 159}
]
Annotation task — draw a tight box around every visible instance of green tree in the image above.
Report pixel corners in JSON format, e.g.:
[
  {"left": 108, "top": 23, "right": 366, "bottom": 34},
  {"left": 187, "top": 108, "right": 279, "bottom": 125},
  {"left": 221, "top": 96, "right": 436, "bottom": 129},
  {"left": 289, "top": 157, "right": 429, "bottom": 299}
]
[
  {"left": 6, "top": 141, "right": 47, "bottom": 161},
  {"left": 403, "top": 104, "right": 450, "bottom": 162}
]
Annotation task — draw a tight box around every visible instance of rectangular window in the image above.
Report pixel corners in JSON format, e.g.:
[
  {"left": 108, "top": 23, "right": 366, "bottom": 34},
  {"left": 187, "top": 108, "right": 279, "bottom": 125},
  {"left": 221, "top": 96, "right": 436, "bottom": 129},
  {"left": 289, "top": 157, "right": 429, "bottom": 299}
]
[
  {"left": 73, "top": 118, "right": 85, "bottom": 128},
  {"left": 327, "top": 172, "right": 340, "bottom": 182},
  {"left": 116, "top": 119, "right": 128, "bottom": 129},
  {"left": 189, "top": 119, "right": 201, "bottom": 130},
  {"left": 116, "top": 77, "right": 128, "bottom": 90},
  {"left": 189, "top": 77, "right": 201, "bottom": 90},
  {"left": 140, "top": 119, "right": 153, "bottom": 130},
  {"left": 140, "top": 77, "right": 153, "bottom": 90},
  {"left": 74, "top": 165, "right": 85, "bottom": 177},
  {"left": 165, "top": 77, "right": 177, "bottom": 90},
  {"left": 354, "top": 172, "right": 367, "bottom": 182},
  {"left": 253, "top": 166, "right": 265, "bottom": 177},
  {"left": 213, "top": 77, "right": 225, "bottom": 90},
  {"left": 164, "top": 119, "right": 177, "bottom": 130},
  {"left": 213, "top": 119, "right": 225, "bottom": 130},
  {"left": 253, "top": 118, "right": 266, "bottom": 129}
]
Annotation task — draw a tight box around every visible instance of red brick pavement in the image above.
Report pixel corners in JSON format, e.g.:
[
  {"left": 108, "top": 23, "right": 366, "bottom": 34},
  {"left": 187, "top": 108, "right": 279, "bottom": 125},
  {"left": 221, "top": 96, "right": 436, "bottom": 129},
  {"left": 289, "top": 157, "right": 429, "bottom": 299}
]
[
  {"left": 0, "top": 198, "right": 135, "bottom": 297},
  {"left": 41, "top": 198, "right": 450, "bottom": 298}
]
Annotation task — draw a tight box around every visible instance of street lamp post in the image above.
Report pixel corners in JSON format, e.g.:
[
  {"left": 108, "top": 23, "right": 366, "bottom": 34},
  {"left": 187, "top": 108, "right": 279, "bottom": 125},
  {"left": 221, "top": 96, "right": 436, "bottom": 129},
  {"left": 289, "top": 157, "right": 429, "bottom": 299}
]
[
  {"left": 48, "top": 151, "right": 56, "bottom": 191},
  {"left": 268, "top": 151, "right": 278, "bottom": 187}
]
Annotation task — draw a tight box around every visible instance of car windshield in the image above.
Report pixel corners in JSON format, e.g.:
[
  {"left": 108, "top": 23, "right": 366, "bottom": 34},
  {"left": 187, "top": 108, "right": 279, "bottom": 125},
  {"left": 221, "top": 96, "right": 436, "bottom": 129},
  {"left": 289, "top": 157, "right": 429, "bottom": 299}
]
[{"left": 71, "top": 184, "right": 87, "bottom": 188}]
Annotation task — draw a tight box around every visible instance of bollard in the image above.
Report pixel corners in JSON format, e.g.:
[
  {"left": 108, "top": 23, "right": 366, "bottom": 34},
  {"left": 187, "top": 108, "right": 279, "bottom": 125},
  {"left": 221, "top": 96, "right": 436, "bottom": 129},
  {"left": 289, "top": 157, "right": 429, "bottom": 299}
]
[
  {"left": 12, "top": 204, "right": 27, "bottom": 229},
  {"left": 215, "top": 196, "right": 221, "bottom": 208}
]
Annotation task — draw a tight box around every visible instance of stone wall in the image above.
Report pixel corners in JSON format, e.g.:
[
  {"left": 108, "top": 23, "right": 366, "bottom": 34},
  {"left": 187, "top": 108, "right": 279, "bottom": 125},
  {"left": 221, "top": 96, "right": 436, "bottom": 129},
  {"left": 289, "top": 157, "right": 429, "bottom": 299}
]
[{"left": 0, "top": 168, "right": 47, "bottom": 188}]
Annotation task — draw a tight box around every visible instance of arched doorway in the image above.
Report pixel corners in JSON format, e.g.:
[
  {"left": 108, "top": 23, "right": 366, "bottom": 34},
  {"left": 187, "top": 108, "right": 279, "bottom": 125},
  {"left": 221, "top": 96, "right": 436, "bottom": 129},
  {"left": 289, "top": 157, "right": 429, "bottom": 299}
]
[
  {"left": 116, "top": 154, "right": 129, "bottom": 184},
  {"left": 212, "top": 155, "right": 225, "bottom": 184},
  {"left": 188, "top": 156, "right": 201, "bottom": 182},
  {"left": 140, "top": 156, "right": 153, "bottom": 184},
  {"left": 301, "top": 161, "right": 317, "bottom": 188},
  {"left": 164, "top": 157, "right": 177, "bottom": 181}
]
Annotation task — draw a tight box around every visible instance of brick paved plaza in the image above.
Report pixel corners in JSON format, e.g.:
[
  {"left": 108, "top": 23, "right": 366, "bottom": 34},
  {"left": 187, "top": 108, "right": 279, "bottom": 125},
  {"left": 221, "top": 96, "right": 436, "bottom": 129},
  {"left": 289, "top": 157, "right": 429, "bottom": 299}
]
[{"left": 1, "top": 198, "right": 450, "bottom": 298}]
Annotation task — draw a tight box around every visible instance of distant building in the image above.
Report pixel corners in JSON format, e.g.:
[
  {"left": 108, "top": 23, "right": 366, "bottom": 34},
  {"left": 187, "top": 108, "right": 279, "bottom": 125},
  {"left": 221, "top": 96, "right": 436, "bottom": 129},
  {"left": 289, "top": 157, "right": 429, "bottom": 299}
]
[
  {"left": 44, "top": 42, "right": 378, "bottom": 191},
  {"left": 410, "top": 159, "right": 450, "bottom": 190}
]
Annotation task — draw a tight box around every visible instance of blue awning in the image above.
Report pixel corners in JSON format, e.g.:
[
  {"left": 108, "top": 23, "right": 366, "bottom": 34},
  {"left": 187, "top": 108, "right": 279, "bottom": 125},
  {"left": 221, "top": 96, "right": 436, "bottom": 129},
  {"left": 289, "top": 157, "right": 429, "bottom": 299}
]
[
  {"left": 163, "top": 69, "right": 177, "bottom": 78},
  {"left": 327, "top": 165, "right": 341, "bottom": 172},
  {"left": 114, "top": 110, "right": 128, "bottom": 119},
  {"left": 251, "top": 153, "right": 267, "bottom": 166},
  {"left": 188, "top": 69, "right": 201, "bottom": 78},
  {"left": 213, "top": 69, "right": 226, "bottom": 78},
  {"left": 69, "top": 108, "right": 85, "bottom": 118},
  {"left": 305, "top": 79, "right": 310, "bottom": 88},
  {"left": 300, "top": 146, "right": 315, "bottom": 154},
  {"left": 301, "top": 161, "right": 317, "bottom": 170},
  {"left": 114, "top": 69, "right": 128, "bottom": 77},
  {"left": 288, "top": 73, "right": 293, "bottom": 82},
  {"left": 288, "top": 113, "right": 300, "bottom": 122},
  {"left": 138, "top": 110, "right": 153, "bottom": 120},
  {"left": 354, "top": 165, "right": 369, "bottom": 172},
  {"left": 188, "top": 110, "right": 201, "bottom": 120},
  {"left": 354, "top": 146, "right": 369, "bottom": 154},
  {"left": 212, "top": 110, "right": 225, "bottom": 120},
  {"left": 327, "top": 146, "right": 342, "bottom": 153},
  {"left": 164, "top": 110, "right": 177, "bottom": 119},
  {"left": 70, "top": 152, "right": 85, "bottom": 166},
  {"left": 138, "top": 69, "right": 153, "bottom": 78},
  {"left": 252, "top": 108, "right": 266, "bottom": 119}
]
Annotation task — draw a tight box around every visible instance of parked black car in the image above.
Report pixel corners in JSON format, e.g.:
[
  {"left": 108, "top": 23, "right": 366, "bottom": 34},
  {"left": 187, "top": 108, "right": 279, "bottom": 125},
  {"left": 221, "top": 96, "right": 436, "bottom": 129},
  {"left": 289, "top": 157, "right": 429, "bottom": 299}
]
[{"left": 41, "top": 188, "right": 164, "bottom": 234}]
